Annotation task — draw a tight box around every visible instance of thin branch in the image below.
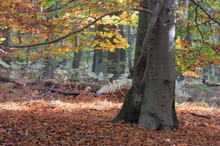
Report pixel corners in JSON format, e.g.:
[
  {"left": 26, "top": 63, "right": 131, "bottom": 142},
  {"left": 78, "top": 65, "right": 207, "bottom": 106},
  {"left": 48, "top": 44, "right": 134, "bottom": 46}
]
[
  {"left": 43, "top": 0, "right": 76, "bottom": 12},
  {"left": 1, "top": 11, "right": 123, "bottom": 48},
  {"left": 37, "top": 85, "right": 56, "bottom": 98},
  {"left": 2, "top": 6, "right": 153, "bottom": 49},
  {"left": 189, "top": 0, "right": 220, "bottom": 26},
  {"left": 190, "top": 112, "right": 211, "bottom": 119},
  {"left": 195, "top": 7, "right": 205, "bottom": 47},
  {"left": 131, "top": 7, "right": 153, "bottom": 15}
]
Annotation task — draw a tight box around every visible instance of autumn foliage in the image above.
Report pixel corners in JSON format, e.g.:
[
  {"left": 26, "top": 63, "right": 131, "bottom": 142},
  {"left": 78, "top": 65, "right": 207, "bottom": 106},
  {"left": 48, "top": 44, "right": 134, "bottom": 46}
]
[{"left": 0, "top": 0, "right": 220, "bottom": 145}]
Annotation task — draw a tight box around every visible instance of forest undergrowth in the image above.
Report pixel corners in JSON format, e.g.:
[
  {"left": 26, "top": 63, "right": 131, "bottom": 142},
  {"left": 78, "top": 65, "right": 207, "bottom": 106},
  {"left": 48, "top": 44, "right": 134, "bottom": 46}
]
[{"left": 0, "top": 82, "right": 220, "bottom": 145}]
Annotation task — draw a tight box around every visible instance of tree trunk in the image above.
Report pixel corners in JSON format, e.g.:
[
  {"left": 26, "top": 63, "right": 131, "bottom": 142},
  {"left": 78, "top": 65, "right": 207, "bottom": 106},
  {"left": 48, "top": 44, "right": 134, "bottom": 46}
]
[
  {"left": 72, "top": 36, "right": 83, "bottom": 69},
  {"left": 108, "top": 49, "right": 121, "bottom": 79},
  {"left": 134, "top": 0, "right": 148, "bottom": 67},
  {"left": 0, "top": 27, "right": 11, "bottom": 64},
  {"left": 92, "top": 24, "right": 109, "bottom": 76},
  {"left": 113, "top": 0, "right": 178, "bottom": 131},
  {"left": 125, "top": 25, "right": 135, "bottom": 75},
  {"left": 72, "top": 50, "right": 83, "bottom": 69},
  {"left": 43, "top": 56, "right": 55, "bottom": 79},
  {"left": 108, "top": 25, "right": 126, "bottom": 79},
  {"left": 92, "top": 50, "right": 108, "bottom": 75},
  {"left": 112, "top": 0, "right": 148, "bottom": 124}
]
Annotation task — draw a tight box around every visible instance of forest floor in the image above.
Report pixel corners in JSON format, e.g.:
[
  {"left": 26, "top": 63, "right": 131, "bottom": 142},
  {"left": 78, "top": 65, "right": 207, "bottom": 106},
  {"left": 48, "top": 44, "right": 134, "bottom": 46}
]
[{"left": 0, "top": 82, "right": 220, "bottom": 146}]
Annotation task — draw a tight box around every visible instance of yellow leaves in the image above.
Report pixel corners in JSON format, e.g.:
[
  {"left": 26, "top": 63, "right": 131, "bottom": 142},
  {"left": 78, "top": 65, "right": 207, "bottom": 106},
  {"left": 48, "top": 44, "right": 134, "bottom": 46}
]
[
  {"left": 0, "top": 38, "right": 6, "bottom": 43},
  {"left": 40, "top": 34, "right": 49, "bottom": 40},
  {"left": 57, "top": 48, "right": 62, "bottom": 52},
  {"left": 113, "top": 38, "right": 119, "bottom": 43},
  {"left": 64, "top": 13, "right": 71, "bottom": 18},
  {"left": 64, "top": 48, "right": 70, "bottom": 53},
  {"left": 29, "top": 52, "right": 39, "bottom": 58},
  {"left": 83, "top": 20, "right": 89, "bottom": 25},
  {"left": 57, "top": 46, "right": 70, "bottom": 54},
  {"left": 176, "top": 37, "right": 188, "bottom": 49},
  {"left": 120, "top": 11, "right": 128, "bottom": 18},
  {"left": 183, "top": 71, "right": 199, "bottom": 78}
]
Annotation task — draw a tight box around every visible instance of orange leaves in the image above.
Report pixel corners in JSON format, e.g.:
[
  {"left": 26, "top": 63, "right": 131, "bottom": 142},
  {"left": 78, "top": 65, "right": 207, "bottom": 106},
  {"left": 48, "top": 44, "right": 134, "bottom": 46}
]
[
  {"left": 0, "top": 93, "right": 219, "bottom": 145},
  {"left": 0, "top": 80, "right": 220, "bottom": 145},
  {"left": 179, "top": 6, "right": 187, "bottom": 12},
  {"left": 63, "top": 29, "right": 70, "bottom": 34},
  {"left": 176, "top": 37, "right": 188, "bottom": 49},
  {"left": 24, "top": 2, "right": 32, "bottom": 7},
  {"left": 57, "top": 46, "right": 70, "bottom": 54}
]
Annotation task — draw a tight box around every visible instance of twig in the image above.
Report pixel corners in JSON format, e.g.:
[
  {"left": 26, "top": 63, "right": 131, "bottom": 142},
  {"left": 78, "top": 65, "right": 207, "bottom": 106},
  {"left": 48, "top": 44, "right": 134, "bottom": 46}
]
[
  {"left": 37, "top": 85, "right": 56, "bottom": 98},
  {"left": 190, "top": 0, "right": 220, "bottom": 26},
  {"left": 51, "top": 89, "right": 100, "bottom": 97},
  {"left": 190, "top": 112, "right": 211, "bottom": 119}
]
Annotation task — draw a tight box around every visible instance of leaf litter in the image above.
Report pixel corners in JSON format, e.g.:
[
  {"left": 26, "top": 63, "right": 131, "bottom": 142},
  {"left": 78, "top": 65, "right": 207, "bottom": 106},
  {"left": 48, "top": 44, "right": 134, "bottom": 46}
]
[{"left": 0, "top": 83, "right": 219, "bottom": 145}]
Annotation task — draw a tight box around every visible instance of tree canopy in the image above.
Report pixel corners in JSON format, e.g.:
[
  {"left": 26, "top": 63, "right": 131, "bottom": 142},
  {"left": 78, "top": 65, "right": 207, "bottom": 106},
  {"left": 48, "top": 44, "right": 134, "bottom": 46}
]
[{"left": 0, "top": 0, "right": 220, "bottom": 76}]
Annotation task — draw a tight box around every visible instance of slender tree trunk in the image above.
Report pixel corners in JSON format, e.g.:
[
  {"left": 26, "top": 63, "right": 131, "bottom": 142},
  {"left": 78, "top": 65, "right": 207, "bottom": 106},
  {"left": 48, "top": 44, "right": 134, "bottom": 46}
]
[
  {"left": 72, "top": 50, "right": 83, "bottom": 69},
  {"left": 108, "top": 25, "right": 126, "bottom": 79},
  {"left": 0, "top": 27, "right": 11, "bottom": 64},
  {"left": 92, "top": 50, "right": 108, "bottom": 75},
  {"left": 125, "top": 25, "right": 134, "bottom": 75},
  {"left": 113, "top": 0, "right": 178, "bottom": 131},
  {"left": 108, "top": 49, "right": 121, "bottom": 79},
  {"left": 92, "top": 24, "right": 108, "bottom": 76},
  {"left": 118, "top": 25, "right": 126, "bottom": 75},
  {"left": 72, "top": 36, "right": 83, "bottom": 69},
  {"left": 43, "top": 56, "right": 55, "bottom": 79}
]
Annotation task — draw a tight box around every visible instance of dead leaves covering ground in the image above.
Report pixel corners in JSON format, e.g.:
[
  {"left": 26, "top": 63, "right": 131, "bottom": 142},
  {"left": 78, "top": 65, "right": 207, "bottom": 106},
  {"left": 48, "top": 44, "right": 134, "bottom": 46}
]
[{"left": 0, "top": 85, "right": 220, "bottom": 145}]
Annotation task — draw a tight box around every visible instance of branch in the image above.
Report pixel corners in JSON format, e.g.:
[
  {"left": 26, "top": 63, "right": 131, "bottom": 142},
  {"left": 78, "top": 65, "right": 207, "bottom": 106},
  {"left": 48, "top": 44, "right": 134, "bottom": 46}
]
[
  {"left": 37, "top": 85, "right": 56, "bottom": 98},
  {"left": 1, "top": 11, "right": 123, "bottom": 48},
  {"left": 189, "top": 0, "right": 220, "bottom": 26},
  {"left": 0, "top": 75, "right": 23, "bottom": 86},
  {"left": 131, "top": 7, "right": 153, "bottom": 15},
  {"left": 140, "top": 0, "right": 164, "bottom": 57},
  {"left": 43, "top": 0, "right": 76, "bottom": 12},
  {"left": 190, "top": 112, "right": 211, "bottom": 119}
]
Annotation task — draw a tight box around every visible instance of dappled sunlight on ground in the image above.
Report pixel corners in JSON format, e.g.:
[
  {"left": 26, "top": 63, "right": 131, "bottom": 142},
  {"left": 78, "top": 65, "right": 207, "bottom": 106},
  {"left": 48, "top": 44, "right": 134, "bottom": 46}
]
[{"left": 0, "top": 91, "right": 220, "bottom": 145}]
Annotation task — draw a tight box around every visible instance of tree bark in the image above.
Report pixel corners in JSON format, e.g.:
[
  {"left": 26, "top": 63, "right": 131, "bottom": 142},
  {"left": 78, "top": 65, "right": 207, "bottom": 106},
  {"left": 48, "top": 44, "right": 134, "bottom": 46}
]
[
  {"left": 112, "top": 0, "right": 148, "bottom": 123},
  {"left": 43, "top": 56, "right": 55, "bottom": 79},
  {"left": 92, "top": 50, "right": 108, "bottom": 75},
  {"left": 72, "top": 50, "right": 83, "bottom": 69},
  {"left": 134, "top": 0, "right": 148, "bottom": 67},
  {"left": 92, "top": 24, "right": 109, "bottom": 76},
  {"left": 113, "top": 0, "right": 178, "bottom": 131}
]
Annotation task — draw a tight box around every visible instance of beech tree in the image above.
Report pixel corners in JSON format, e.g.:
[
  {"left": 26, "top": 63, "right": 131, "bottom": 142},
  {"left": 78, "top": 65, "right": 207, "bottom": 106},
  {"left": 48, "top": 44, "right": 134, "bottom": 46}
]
[
  {"left": 113, "top": 0, "right": 220, "bottom": 131},
  {"left": 113, "top": 0, "right": 178, "bottom": 131}
]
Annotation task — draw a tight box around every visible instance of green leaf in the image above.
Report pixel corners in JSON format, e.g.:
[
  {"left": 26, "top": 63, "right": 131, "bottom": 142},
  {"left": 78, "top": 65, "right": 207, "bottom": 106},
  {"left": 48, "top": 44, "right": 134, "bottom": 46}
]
[{"left": 40, "top": 0, "right": 56, "bottom": 8}]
